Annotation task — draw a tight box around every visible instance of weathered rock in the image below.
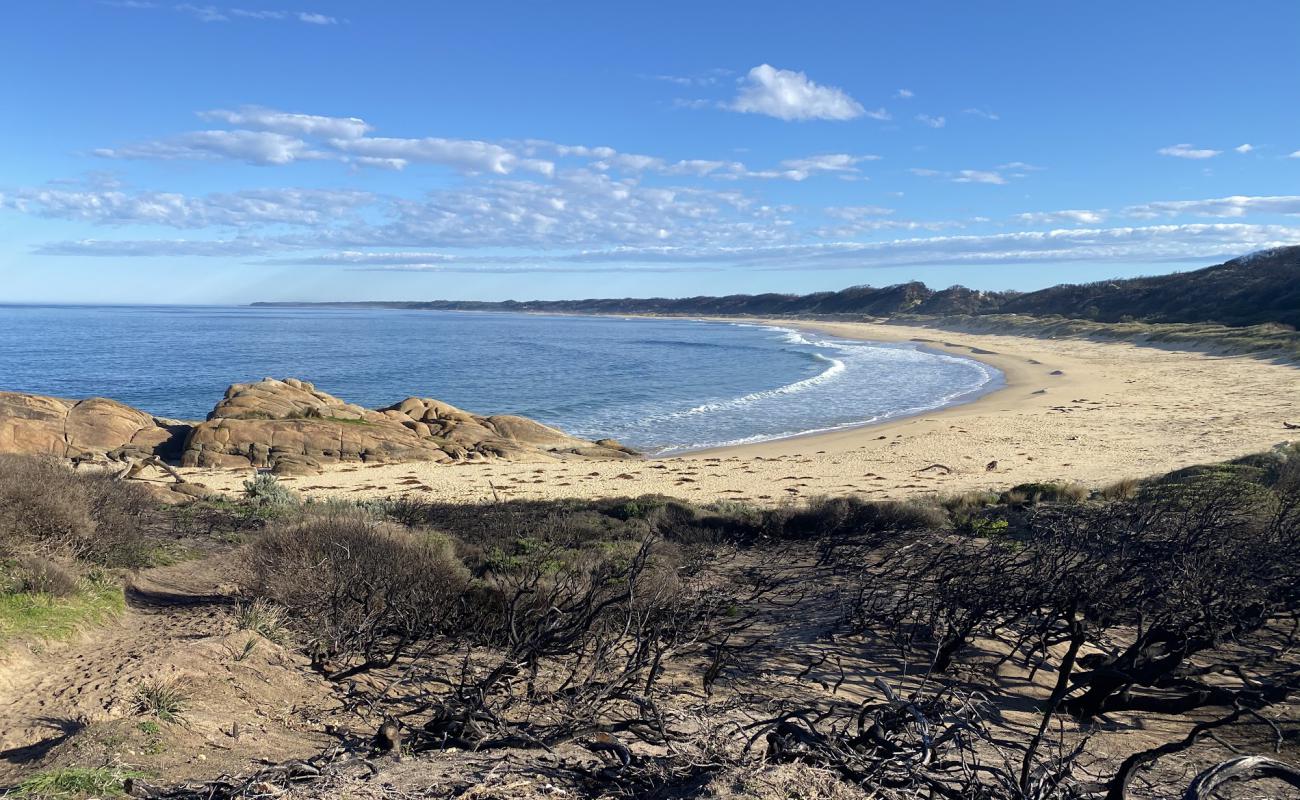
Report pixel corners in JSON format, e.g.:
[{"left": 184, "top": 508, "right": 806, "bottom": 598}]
[
  {"left": 209, "top": 377, "right": 371, "bottom": 422},
  {"left": 0, "top": 378, "right": 639, "bottom": 473},
  {"left": 0, "top": 392, "right": 179, "bottom": 459},
  {"left": 180, "top": 378, "right": 638, "bottom": 471}
]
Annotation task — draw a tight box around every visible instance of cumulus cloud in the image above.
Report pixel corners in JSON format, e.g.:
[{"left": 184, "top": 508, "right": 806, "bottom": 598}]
[
  {"left": 910, "top": 167, "right": 1013, "bottom": 185},
  {"left": 1123, "top": 195, "right": 1300, "bottom": 219},
  {"left": 0, "top": 186, "right": 372, "bottom": 228},
  {"left": 293, "top": 224, "right": 1299, "bottom": 273},
  {"left": 34, "top": 238, "right": 274, "bottom": 257},
  {"left": 94, "top": 130, "right": 325, "bottom": 165},
  {"left": 1157, "top": 143, "right": 1221, "bottom": 159},
  {"left": 518, "top": 223, "right": 1300, "bottom": 271},
  {"left": 198, "top": 106, "right": 370, "bottom": 139},
  {"left": 726, "top": 64, "right": 866, "bottom": 121},
  {"left": 1015, "top": 209, "right": 1108, "bottom": 225},
  {"left": 331, "top": 136, "right": 554, "bottom": 176},
  {"left": 1235, "top": 143, "right": 1255, "bottom": 154},
  {"left": 895, "top": 89, "right": 914, "bottom": 99},
  {"left": 741, "top": 153, "right": 879, "bottom": 181},
  {"left": 915, "top": 114, "right": 946, "bottom": 128}
]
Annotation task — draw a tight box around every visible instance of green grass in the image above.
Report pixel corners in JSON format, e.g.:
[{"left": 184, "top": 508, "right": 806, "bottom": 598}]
[
  {"left": 16, "top": 766, "right": 147, "bottom": 798},
  {"left": 0, "top": 575, "right": 124, "bottom": 647},
  {"left": 134, "top": 677, "right": 189, "bottom": 724}
]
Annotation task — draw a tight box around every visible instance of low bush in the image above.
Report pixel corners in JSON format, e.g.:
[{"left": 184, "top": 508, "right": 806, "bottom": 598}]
[
  {"left": 245, "top": 511, "right": 469, "bottom": 678},
  {"left": 775, "top": 496, "right": 948, "bottom": 540},
  {"left": 10, "top": 555, "right": 80, "bottom": 597},
  {"left": 231, "top": 597, "right": 287, "bottom": 643},
  {"left": 1000, "top": 482, "right": 1090, "bottom": 506},
  {"left": 241, "top": 473, "right": 299, "bottom": 514},
  {"left": 134, "top": 677, "right": 189, "bottom": 723},
  {"left": 0, "top": 455, "right": 153, "bottom": 566}
]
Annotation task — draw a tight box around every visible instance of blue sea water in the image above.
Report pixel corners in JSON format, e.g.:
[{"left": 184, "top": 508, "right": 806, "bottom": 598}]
[{"left": 0, "top": 305, "right": 1000, "bottom": 455}]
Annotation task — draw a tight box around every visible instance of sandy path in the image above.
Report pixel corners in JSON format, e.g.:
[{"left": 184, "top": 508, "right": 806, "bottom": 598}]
[
  {"left": 176, "top": 320, "right": 1300, "bottom": 506},
  {"left": 0, "top": 561, "right": 235, "bottom": 782}
]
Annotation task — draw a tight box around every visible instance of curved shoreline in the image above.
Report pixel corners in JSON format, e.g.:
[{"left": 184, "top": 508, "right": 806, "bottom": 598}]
[
  {"left": 653, "top": 319, "right": 1005, "bottom": 456},
  {"left": 682, "top": 318, "right": 1029, "bottom": 458},
  {"left": 175, "top": 318, "right": 1300, "bottom": 506}
]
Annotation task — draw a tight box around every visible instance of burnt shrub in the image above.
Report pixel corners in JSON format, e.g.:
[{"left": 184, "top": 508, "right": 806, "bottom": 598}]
[
  {"left": 774, "top": 496, "right": 948, "bottom": 540},
  {"left": 245, "top": 510, "right": 470, "bottom": 679}
]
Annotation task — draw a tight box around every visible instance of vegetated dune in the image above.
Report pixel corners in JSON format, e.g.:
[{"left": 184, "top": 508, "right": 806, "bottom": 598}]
[{"left": 2, "top": 448, "right": 1299, "bottom": 798}]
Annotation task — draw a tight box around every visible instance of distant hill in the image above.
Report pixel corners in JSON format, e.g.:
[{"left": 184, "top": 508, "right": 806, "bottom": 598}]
[{"left": 254, "top": 246, "right": 1300, "bottom": 329}]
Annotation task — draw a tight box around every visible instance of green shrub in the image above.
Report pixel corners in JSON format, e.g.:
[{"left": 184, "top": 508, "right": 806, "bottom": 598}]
[
  {"left": 777, "top": 496, "right": 948, "bottom": 539},
  {"left": 231, "top": 598, "right": 287, "bottom": 643},
  {"left": 134, "top": 677, "right": 189, "bottom": 723},
  {"left": 241, "top": 473, "right": 299, "bottom": 514},
  {"left": 1000, "top": 482, "right": 1089, "bottom": 506}
]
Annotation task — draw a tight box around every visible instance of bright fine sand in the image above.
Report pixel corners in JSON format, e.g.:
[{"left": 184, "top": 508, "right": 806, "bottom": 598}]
[{"left": 178, "top": 320, "right": 1300, "bottom": 506}]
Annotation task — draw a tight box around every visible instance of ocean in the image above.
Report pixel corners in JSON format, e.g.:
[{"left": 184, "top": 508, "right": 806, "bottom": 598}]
[{"left": 0, "top": 305, "right": 1000, "bottom": 455}]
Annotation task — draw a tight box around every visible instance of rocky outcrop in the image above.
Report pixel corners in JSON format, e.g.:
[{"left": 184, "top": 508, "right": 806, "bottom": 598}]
[
  {"left": 0, "top": 392, "right": 179, "bottom": 460},
  {"left": 183, "top": 378, "right": 639, "bottom": 473},
  {"left": 0, "top": 379, "right": 639, "bottom": 475}
]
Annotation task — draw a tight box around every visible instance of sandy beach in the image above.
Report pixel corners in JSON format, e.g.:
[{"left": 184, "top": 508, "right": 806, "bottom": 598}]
[{"left": 175, "top": 320, "right": 1300, "bottom": 505}]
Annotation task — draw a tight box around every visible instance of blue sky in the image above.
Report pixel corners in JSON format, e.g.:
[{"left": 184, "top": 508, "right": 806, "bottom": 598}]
[{"left": 3, "top": 0, "right": 1299, "bottom": 304}]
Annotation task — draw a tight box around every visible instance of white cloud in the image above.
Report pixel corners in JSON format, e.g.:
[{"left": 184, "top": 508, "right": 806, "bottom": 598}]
[
  {"left": 1157, "top": 143, "right": 1221, "bottom": 159},
  {"left": 94, "top": 130, "right": 324, "bottom": 165},
  {"left": 1015, "top": 209, "right": 1107, "bottom": 225},
  {"left": 332, "top": 136, "right": 557, "bottom": 175},
  {"left": 167, "top": 4, "right": 337, "bottom": 24},
  {"left": 953, "top": 169, "right": 1002, "bottom": 184},
  {"left": 1, "top": 186, "right": 372, "bottom": 228},
  {"left": 751, "top": 153, "right": 879, "bottom": 181},
  {"left": 726, "top": 64, "right": 866, "bottom": 121},
  {"left": 1235, "top": 143, "right": 1254, "bottom": 154},
  {"left": 1123, "top": 195, "right": 1300, "bottom": 219},
  {"left": 174, "top": 4, "right": 227, "bottom": 22},
  {"left": 526, "top": 224, "right": 1300, "bottom": 270},
  {"left": 997, "top": 161, "right": 1045, "bottom": 172},
  {"left": 962, "top": 108, "right": 999, "bottom": 120},
  {"left": 198, "top": 106, "right": 370, "bottom": 139},
  {"left": 644, "top": 69, "right": 731, "bottom": 87},
  {"left": 824, "top": 205, "right": 895, "bottom": 220},
  {"left": 915, "top": 114, "right": 946, "bottom": 128},
  {"left": 895, "top": 89, "right": 913, "bottom": 99},
  {"left": 1289, "top": 151, "right": 1300, "bottom": 159},
  {"left": 910, "top": 166, "right": 1014, "bottom": 185}
]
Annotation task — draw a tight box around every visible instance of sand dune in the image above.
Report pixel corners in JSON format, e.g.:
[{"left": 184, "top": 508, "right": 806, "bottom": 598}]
[{"left": 176, "top": 320, "right": 1300, "bottom": 505}]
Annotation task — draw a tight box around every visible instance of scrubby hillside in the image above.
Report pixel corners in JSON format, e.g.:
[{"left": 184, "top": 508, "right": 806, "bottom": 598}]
[
  {"left": 255, "top": 246, "right": 1300, "bottom": 329},
  {"left": 4, "top": 450, "right": 1300, "bottom": 797}
]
